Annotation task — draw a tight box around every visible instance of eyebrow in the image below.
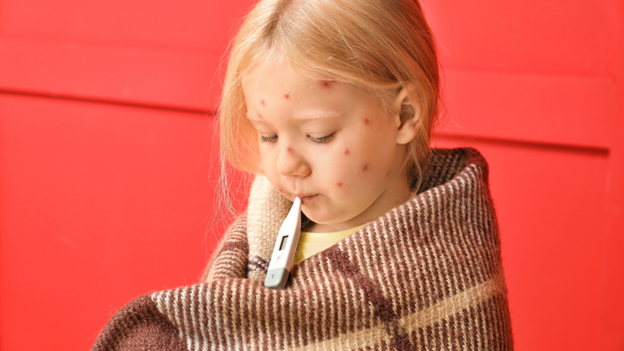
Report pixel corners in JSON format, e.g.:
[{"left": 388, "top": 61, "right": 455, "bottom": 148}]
[
  {"left": 246, "top": 110, "right": 342, "bottom": 121},
  {"left": 293, "top": 110, "right": 342, "bottom": 120},
  {"left": 246, "top": 113, "right": 262, "bottom": 121}
]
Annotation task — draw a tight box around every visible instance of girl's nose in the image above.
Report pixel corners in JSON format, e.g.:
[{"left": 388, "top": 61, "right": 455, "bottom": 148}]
[{"left": 276, "top": 146, "right": 311, "bottom": 178}]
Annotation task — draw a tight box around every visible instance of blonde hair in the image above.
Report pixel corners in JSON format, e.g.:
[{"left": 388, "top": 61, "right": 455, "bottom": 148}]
[{"left": 220, "top": 0, "right": 440, "bottom": 192}]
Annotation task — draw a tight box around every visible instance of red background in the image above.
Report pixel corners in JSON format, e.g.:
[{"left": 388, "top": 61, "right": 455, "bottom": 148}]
[{"left": 1, "top": 0, "right": 623, "bottom": 350}]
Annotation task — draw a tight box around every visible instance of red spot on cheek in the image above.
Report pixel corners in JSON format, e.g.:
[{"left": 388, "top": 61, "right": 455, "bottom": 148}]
[
  {"left": 258, "top": 113, "right": 263, "bottom": 119},
  {"left": 386, "top": 170, "right": 391, "bottom": 177},
  {"left": 284, "top": 94, "right": 289, "bottom": 99},
  {"left": 261, "top": 99, "right": 265, "bottom": 106},
  {"left": 344, "top": 149, "right": 350, "bottom": 155},
  {"left": 364, "top": 119, "right": 370, "bottom": 125},
  {"left": 337, "top": 182, "right": 343, "bottom": 187},
  {"left": 363, "top": 164, "right": 368, "bottom": 171},
  {"left": 320, "top": 80, "right": 332, "bottom": 89},
  {"left": 287, "top": 147, "right": 293, "bottom": 153},
  {"left": 278, "top": 189, "right": 283, "bottom": 193}
]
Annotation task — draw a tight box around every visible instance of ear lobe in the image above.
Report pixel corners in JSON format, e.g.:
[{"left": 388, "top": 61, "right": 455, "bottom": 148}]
[
  {"left": 394, "top": 86, "right": 419, "bottom": 145},
  {"left": 396, "top": 110, "right": 419, "bottom": 144}
]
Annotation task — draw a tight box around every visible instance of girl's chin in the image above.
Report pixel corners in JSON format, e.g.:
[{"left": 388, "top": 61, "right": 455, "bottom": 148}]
[{"left": 301, "top": 211, "right": 356, "bottom": 233}]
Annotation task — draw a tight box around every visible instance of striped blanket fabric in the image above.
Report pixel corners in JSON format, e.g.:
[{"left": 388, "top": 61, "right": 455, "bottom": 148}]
[{"left": 92, "top": 148, "right": 514, "bottom": 350}]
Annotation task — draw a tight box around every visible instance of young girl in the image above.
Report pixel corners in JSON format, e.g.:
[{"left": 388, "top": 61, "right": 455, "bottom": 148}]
[{"left": 93, "top": 0, "right": 513, "bottom": 349}]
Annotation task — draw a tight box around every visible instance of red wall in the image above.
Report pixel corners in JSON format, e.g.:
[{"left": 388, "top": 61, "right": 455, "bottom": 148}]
[
  {"left": 423, "top": 1, "right": 624, "bottom": 350},
  {"left": 1, "top": 1, "right": 623, "bottom": 350}
]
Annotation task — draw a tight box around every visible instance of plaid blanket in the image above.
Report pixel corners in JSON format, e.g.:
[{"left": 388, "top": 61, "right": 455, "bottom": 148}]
[{"left": 93, "top": 148, "right": 513, "bottom": 350}]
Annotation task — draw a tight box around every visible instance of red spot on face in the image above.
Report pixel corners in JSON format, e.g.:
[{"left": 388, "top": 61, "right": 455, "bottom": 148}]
[
  {"left": 336, "top": 182, "right": 343, "bottom": 187},
  {"left": 278, "top": 189, "right": 283, "bottom": 193},
  {"left": 261, "top": 99, "right": 266, "bottom": 106},
  {"left": 287, "top": 147, "right": 293, "bottom": 153},
  {"left": 386, "top": 170, "right": 391, "bottom": 177},
  {"left": 258, "top": 113, "right": 263, "bottom": 119},
  {"left": 284, "top": 94, "right": 289, "bottom": 99},
  {"left": 320, "top": 80, "right": 333, "bottom": 89},
  {"left": 345, "top": 149, "right": 350, "bottom": 155},
  {"left": 363, "top": 164, "right": 368, "bottom": 171},
  {"left": 364, "top": 119, "right": 370, "bottom": 125}
]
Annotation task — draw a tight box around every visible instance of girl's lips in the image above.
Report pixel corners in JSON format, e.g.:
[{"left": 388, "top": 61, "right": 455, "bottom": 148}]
[{"left": 299, "top": 194, "right": 318, "bottom": 204}]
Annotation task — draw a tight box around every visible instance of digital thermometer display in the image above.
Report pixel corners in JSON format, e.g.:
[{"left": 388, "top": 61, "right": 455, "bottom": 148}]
[{"left": 279, "top": 236, "right": 288, "bottom": 251}]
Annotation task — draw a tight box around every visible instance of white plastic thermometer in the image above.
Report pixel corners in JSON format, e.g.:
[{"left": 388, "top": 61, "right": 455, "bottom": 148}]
[{"left": 264, "top": 197, "right": 302, "bottom": 289}]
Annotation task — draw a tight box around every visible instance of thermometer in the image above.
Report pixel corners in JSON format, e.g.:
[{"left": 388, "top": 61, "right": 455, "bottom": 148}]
[{"left": 264, "top": 197, "right": 302, "bottom": 289}]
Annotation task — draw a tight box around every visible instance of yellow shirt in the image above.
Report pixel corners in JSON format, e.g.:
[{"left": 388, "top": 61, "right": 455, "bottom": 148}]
[{"left": 293, "top": 224, "right": 367, "bottom": 265}]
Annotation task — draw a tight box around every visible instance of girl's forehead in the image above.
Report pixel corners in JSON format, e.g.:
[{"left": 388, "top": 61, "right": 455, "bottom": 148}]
[
  {"left": 241, "top": 61, "right": 389, "bottom": 121},
  {"left": 243, "top": 61, "right": 336, "bottom": 88}
]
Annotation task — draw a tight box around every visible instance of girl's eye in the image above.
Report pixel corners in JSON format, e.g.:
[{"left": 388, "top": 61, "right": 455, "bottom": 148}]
[
  {"left": 259, "top": 134, "right": 278, "bottom": 143},
  {"left": 308, "top": 132, "right": 336, "bottom": 144}
]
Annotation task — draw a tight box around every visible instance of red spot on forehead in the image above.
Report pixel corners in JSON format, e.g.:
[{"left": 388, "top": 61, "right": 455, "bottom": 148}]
[
  {"left": 284, "top": 94, "right": 289, "bottom": 99},
  {"left": 363, "top": 164, "right": 368, "bottom": 171},
  {"left": 344, "top": 149, "right": 350, "bottom": 155},
  {"left": 336, "top": 182, "right": 343, "bottom": 187},
  {"left": 364, "top": 119, "right": 370, "bottom": 125},
  {"left": 261, "top": 99, "right": 266, "bottom": 106},
  {"left": 320, "top": 80, "right": 333, "bottom": 88}
]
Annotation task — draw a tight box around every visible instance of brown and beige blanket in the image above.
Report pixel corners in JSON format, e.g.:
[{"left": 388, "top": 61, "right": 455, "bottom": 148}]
[{"left": 93, "top": 148, "right": 514, "bottom": 350}]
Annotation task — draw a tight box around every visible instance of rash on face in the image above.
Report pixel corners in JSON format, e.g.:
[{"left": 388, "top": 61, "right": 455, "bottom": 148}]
[
  {"left": 284, "top": 94, "right": 289, "bottom": 99},
  {"left": 261, "top": 99, "right": 266, "bottom": 106},
  {"left": 337, "top": 182, "right": 343, "bottom": 187},
  {"left": 344, "top": 149, "right": 350, "bottom": 155},
  {"left": 319, "top": 80, "right": 333, "bottom": 89}
]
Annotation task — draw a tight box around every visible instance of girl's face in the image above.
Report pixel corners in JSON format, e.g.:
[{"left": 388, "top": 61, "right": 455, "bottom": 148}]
[{"left": 242, "top": 63, "right": 415, "bottom": 232}]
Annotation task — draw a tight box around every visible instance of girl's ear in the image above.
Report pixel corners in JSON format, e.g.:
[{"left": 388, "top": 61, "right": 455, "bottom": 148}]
[{"left": 393, "top": 85, "right": 419, "bottom": 145}]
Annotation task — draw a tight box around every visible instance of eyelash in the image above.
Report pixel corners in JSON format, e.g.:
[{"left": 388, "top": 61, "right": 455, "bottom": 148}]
[
  {"left": 258, "top": 133, "right": 336, "bottom": 144},
  {"left": 309, "top": 133, "right": 335, "bottom": 143},
  {"left": 259, "top": 134, "right": 278, "bottom": 143}
]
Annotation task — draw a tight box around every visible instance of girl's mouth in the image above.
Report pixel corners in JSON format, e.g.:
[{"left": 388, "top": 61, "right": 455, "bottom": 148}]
[{"left": 298, "top": 194, "right": 318, "bottom": 204}]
